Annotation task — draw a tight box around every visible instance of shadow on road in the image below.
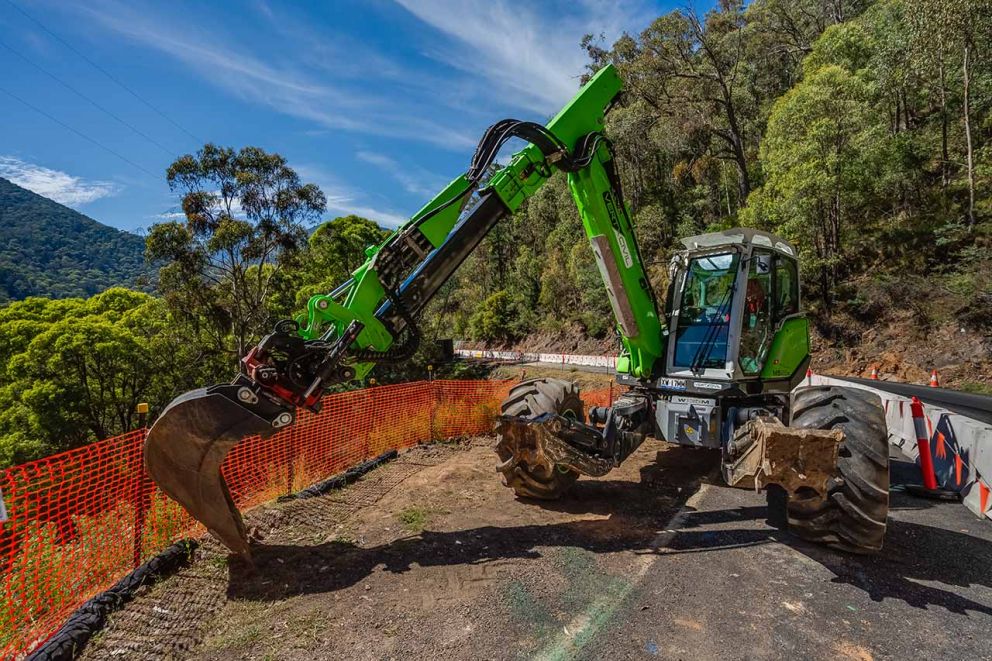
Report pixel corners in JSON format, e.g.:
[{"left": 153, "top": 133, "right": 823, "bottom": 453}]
[
  {"left": 226, "top": 447, "right": 992, "bottom": 618},
  {"left": 664, "top": 497, "right": 992, "bottom": 615}
]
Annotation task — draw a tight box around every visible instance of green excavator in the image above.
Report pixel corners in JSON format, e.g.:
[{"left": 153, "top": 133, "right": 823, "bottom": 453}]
[{"left": 145, "top": 64, "right": 890, "bottom": 557}]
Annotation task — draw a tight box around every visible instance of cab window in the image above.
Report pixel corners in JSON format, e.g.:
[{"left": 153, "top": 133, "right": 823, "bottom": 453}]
[
  {"left": 774, "top": 256, "right": 799, "bottom": 320},
  {"left": 739, "top": 252, "right": 774, "bottom": 375},
  {"left": 673, "top": 252, "right": 739, "bottom": 370}
]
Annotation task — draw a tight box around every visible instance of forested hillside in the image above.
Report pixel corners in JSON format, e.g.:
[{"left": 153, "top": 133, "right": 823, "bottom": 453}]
[
  {"left": 441, "top": 0, "right": 992, "bottom": 386},
  {"left": 0, "top": 177, "right": 149, "bottom": 302}
]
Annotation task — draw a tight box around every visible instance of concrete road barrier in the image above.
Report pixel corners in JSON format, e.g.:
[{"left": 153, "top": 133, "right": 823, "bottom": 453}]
[{"left": 806, "top": 373, "right": 992, "bottom": 522}]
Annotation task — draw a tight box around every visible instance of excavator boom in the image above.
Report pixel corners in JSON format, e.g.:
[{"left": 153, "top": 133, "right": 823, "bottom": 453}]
[{"left": 144, "top": 64, "right": 664, "bottom": 554}]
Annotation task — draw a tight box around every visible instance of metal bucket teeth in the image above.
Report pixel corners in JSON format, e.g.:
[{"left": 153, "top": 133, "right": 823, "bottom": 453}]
[{"left": 143, "top": 388, "right": 277, "bottom": 555}]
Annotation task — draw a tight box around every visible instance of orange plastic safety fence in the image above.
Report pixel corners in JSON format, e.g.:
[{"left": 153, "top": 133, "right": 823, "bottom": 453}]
[{"left": 0, "top": 378, "right": 620, "bottom": 658}]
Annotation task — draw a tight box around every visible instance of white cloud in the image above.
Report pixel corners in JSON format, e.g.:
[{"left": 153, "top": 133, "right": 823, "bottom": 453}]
[
  {"left": 393, "top": 0, "right": 651, "bottom": 114},
  {"left": 295, "top": 164, "right": 410, "bottom": 229},
  {"left": 356, "top": 150, "right": 449, "bottom": 197},
  {"left": 65, "top": 0, "right": 475, "bottom": 150},
  {"left": 0, "top": 156, "right": 119, "bottom": 206},
  {"left": 326, "top": 201, "right": 409, "bottom": 229}
]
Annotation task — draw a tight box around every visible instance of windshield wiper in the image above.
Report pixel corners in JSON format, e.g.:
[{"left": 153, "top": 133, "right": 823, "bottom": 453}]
[{"left": 690, "top": 283, "right": 735, "bottom": 373}]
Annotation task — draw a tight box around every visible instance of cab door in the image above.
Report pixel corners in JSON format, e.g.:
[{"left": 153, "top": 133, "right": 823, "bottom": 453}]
[
  {"left": 758, "top": 254, "right": 809, "bottom": 381},
  {"left": 737, "top": 251, "right": 775, "bottom": 375}
]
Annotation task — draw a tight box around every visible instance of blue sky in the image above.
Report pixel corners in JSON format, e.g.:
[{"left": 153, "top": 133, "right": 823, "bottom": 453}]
[{"left": 1, "top": 0, "right": 674, "bottom": 233}]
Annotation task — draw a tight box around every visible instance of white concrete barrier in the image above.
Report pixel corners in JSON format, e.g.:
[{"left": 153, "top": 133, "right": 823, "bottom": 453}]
[
  {"left": 804, "top": 373, "right": 992, "bottom": 521},
  {"left": 454, "top": 348, "right": 617, "bottom": 369}
]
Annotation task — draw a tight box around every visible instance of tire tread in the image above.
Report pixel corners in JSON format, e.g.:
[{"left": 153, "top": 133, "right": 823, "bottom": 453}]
[
  {"left": 496, "top": 379, "right": 583, "bottom": 499},
  {"left": 786, "top": 385, "right": 889, "bottom": 553}
]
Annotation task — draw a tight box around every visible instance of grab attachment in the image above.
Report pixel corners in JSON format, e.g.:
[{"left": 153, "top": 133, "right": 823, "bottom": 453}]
[{"left": 143, "top": 379, "right": 294, "bottom": 555}]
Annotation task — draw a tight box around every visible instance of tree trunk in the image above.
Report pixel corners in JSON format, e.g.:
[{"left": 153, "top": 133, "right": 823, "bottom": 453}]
[
  {"left": 939, "top": 51, "right": 949, "bottom": 192},
  {"left": 724, "top": 105, "right": 751, "bottom": 201},
  {"left": 963, "top": 44, "right": 976, "bottom": 228},
  {"left": 902, "top": 87, "right": 911, "bottom": 130}
]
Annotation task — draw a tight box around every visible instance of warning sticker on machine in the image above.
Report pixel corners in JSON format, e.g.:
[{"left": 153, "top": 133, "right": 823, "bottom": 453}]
[{"left": 693, "top": 381, "right": 724, "bottom": 390}]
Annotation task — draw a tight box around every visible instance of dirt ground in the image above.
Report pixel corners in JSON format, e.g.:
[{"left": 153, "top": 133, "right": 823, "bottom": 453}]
[
  {"left": 82, "top": 438, "right": 712, "bottom": 660},
  {"left": 488, "top": 364, "right": 616, "bottom": 390}
]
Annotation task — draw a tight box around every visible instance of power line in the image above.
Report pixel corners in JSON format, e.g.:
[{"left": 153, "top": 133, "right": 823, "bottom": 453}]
[
  {"left": 3, "top": 0, "right": 205, "bottom": 146},
  {"left": 0, "top": 84, "right": 161, "bottom": 181},
  {"left": 0, "top": 37, "right": 179, "bottom": 157}
]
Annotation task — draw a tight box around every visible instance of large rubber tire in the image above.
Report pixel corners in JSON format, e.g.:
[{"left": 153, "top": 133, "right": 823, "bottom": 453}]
[
  {"left": 496, "top": 378, "right": 583, "bottom": 499},
  {"left": 786, "top": 386, "right": 890, "bottom": 554}
]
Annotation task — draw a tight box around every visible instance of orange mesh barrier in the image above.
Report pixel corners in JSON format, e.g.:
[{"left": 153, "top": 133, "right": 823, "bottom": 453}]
[{"left": 0, "top": 378, "right": 618, "bottom": 658}]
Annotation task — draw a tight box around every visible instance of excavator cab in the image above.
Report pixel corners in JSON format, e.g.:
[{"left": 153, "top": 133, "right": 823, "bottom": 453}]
[{"left": 664, "top": 228, "right": 808, "bottom": 385}]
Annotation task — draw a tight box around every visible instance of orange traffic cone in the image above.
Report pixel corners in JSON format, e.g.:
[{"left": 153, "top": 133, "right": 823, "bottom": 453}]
[
  {"left": 870, "top": 365, "right": 879, "bottom": 380},
  {"left": 929, "top": 370, "right": 940, "bottom": 388}
]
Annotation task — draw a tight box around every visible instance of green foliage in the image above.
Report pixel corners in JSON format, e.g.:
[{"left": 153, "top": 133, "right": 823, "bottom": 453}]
[
  {"left": 468, "top": 290, "right": 515, "bottom": 343},
  {"left": 745, "top": 0, "right": 992, "bottom": 313},
  {"left": 294, "top": 215, "right": 390, "bottom": 305},
  {"left": 743, "top": 63, "right": 886, "bottom": 298},
  {"left": 0, "top": 289, "right": 225, "bottom": 467},
  {"left": 0, "top": 177, "right": 151, "bottom": 303},
  {"left": 437, "top": 0, "right": 991, "bottom": 341},
  {"left": 148, "top": 144, "right": 326, "bottom": 361},
  {"left": 396, "top": 505, "right": 432, "bottom": 532}
]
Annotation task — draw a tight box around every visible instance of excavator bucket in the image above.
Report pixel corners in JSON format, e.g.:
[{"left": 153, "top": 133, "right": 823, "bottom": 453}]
[{"left": 144, "top": 386, "right": 286, "bottom": 555}]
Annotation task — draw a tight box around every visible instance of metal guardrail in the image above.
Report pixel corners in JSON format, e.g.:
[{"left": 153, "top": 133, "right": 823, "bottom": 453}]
[{"left": 835, "top": 375, "right": 992, "bottom": 426}]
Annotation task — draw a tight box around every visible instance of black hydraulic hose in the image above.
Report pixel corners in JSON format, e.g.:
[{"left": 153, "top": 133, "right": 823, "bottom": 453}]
[
  {"left": 353, "top": 123, "right": 608, "bottom": 366},
  {"left": 402, "top": 120, "right": 568, "bottom": 235}
]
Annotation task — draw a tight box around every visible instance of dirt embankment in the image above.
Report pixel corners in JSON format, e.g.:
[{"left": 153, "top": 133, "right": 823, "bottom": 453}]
[
  {"left": 489, "top": 364, "right": 616, "bottom": 390},
  {"left": 459, "top": 327, "right": 619, "bottom": 357},
  {"left": 810, "top": 311, "right": 992, "bottom": 392},
  {"left": 463, "top": 311, "right": 992, "bottom": 393}
]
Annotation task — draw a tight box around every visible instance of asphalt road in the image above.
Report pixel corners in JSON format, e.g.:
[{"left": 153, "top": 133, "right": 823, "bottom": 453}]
[{"left": 577, "top": 451, "right": 992, "bottom": 660}]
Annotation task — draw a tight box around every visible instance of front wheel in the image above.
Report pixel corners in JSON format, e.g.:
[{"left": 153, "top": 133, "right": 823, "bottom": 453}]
[
  {"left": 786, "top": 386, "right": 890, "bottom": 554},
  {"left": 495, "top": 379, "right": 583, "bottom": 499}
]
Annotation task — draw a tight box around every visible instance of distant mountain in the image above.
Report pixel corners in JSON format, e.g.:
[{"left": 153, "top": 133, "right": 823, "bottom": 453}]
[{"left": 0, "top": 177, "right": 150, "bottom": 303}]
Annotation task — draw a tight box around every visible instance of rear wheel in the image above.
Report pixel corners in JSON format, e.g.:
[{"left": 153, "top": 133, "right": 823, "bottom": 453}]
[
  {"left": 496, "top": 379, "right": 582, "bottom": 499},
  {"left": 786, "top": 386, "right": 889, "bottom": 553}
]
